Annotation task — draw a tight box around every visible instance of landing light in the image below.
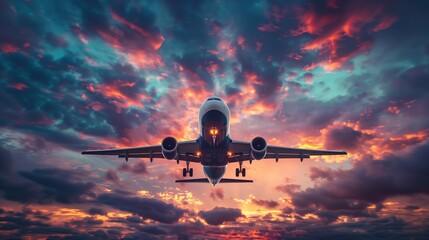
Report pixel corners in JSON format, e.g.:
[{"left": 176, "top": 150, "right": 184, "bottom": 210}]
[
  {"left": 210, "top": 128, "right": 219, "bottom": 135},
  {"left": 227, "top": 151, "right": 233, "bottom": 157},
  {"left": 195, "top": 151, "right": 201, "bottom": 157}
]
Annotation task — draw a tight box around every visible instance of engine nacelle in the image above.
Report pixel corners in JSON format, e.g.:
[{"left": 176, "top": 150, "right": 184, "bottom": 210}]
[
  {"left": 161, "top": 137, "right": 178, "bottom": 160},
  {"left": 251, "top": 136, "right": 267, "bottom": 160}
]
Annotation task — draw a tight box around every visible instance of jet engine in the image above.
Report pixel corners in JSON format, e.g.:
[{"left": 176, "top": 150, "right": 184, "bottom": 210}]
[
  {"left": 251, "top": 136, "right": 267, "bottom": 160},
  {"left": 161, "top": 137, "right": 178, "bottom": 160}
]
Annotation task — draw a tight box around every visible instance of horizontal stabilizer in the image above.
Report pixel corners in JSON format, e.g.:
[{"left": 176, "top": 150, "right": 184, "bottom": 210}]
[
  {"left": 176, "top": 178, "right": 209, "bottom": 183},
  {"left": 220, "top": 178, "right": 253, "bottom": 183},
  {"left": 175, "top": 178, "right": 253, "bottom": 183}
]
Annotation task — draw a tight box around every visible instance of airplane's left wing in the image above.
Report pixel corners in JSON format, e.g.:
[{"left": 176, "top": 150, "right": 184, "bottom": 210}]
[
  {"left": 82, "top": 140, "right": 200, "bottom": 162},
  {"left": 228, "top": 140, "right": 346, "bottom": 162}
]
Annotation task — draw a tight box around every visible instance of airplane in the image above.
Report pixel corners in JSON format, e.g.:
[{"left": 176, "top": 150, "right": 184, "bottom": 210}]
[{"left": 82, "top": 97, "right": 347, "bottom": 186}]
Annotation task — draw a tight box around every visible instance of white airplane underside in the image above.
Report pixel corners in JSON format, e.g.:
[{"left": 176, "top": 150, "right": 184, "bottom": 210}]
[{"left": 82, "top": 97, "right": 347, "bottom": 186}]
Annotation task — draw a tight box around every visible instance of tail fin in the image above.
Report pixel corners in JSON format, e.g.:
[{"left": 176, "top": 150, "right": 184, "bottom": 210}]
[{"left": 175, "top": 178, "right": 253, "bottom": 183}]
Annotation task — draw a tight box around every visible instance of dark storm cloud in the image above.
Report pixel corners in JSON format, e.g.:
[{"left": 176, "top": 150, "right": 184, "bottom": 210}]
[
  {"left": 77, "top": 0, "right": 111, "bottom": 35},
  {"left": 19, "top": 169, "right": 96, "bottom": 204},
  {"left": 0, "top": 208, "right": 49, "bottom": 231},
  {"left": 275, "top": 184, "right": 301, "bottom": 195},
  {"left": 383, "top": 64, "right": 429, "bottom": 102},
  {"left": 0, "top": 168, "right": 96, "bottom": 204},
  {"left": 275, "top": 96, "right": 351, "bottom": 135},
  {"left": 347, "top": 64, "right": 429, "bottom": 131},
  {"left": 45, "top": 33, "right": 68, "bottom": 48},
  {"left": 0, "top": 1, "right": 45, "bottom": 52},
  {"left": 69, "top": 217, "right": 103, "bottom": 228},
  {"left": 289, "top": 141, "right": 429, "bottom": 221},
  {"left": 47, "top": 230, "right": 123, "bottom": 240},
  {"left": 160, "top": 0, "right": 213, "bottom": 49},
  {"left": 309, "top": 167, "right": 335, "bottom": 181},
  {"left": 324, "top": 126, "right": 365, "bottom": 151},
  {"left": 0, "top": 146, "right": 13, "bottom": 174},
  {"left": 118, "top": 160, "right": 148, "bottom": 175},
  {"left": 97, "top": 193, "right": 185, "bottom": 224},
  {"left": 0, "top": 207, "right": 80, "bottom": 239},
  {"left": 209, "top": 188, "right": 224, "bottom": 201},
  {"left": 251, "top": 199, "right": 279, "bottom": 209},
  {"left": 198, "top": 207, "right": 244, "bottom": 225},
  {"left": 259, "top": 215, "right": 427, "bottom": 240},
  {"left": 138, "top": 225, "right": 168, "bottom": 235},
  {"left": 88, "top": 207, "right": 107, "bottom": 216},
  {"left": 105, "top": 169, "right": 120, "bottom": 183},
  {"left": 404, "top": 205, "right": 420, "bottom": 211}
]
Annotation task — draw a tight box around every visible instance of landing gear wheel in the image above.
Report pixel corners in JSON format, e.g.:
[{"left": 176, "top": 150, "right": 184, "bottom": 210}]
[
  {"left": 182, "top": 168, "right": 187, "bottom": 177},
  {"left": 189, "top": 168, "right": 194, "bottom": 177},
  {"left": 236, "top": 168, "right": 240, "bottom": 177},
  {"left": 242, "top": 168, "right": 246, "bottom": 177}
]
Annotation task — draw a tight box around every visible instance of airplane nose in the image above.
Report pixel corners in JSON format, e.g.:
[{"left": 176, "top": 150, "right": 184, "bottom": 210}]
[
  {"left": 203, "top": 166, "right": 226, "bottom": 186},
  {"left": 209, "top": 178, "right": 219, "bottom": 186}
]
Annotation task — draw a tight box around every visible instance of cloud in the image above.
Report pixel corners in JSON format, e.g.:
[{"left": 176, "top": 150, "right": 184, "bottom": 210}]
[
  {"left": 68, "top": 217, "right": 103, "bottom": 228},
  {"left": 88, "top": 208, "right": 107, "bottom": 216},
  {"left": 324, "top": 126, "right": 364, "bottom": 151},
  {"left": 291, "top": 0, "right": 396, "bottom": 71},
  {"left": 0, "top": 207, "right": 80, "bottom": 238},
  {"left": 118, "top": 160, "right": 148, "bottom": 175},
  {"left": 209, "top": 188, "right": 224, "bottom": 201},
  {"left": 275, "top": 184, "right": 301, "bottom": 195},
  {"left": 105, "top": 169, "right": 120, "bottom": 184},
  {"left": 251, "top": 199, "right": 279, "bottom": 209},
  {"left": 0, "top": 168, "right": 96, "bottom": 204},
  {"left": 0, "top": 146, "right": 13, "bottom": 174},
  {"left": 0, "top": 0, "right": 428, "bottom": 238},
  {"left": 199, "top": 207, "right": 244, "bottom": 225},
  {"left": 97, "top": 193, "right": 185, "bottom": 224},
  {"left": 289, "top": 141, "right": 429, "bottom": 221}
]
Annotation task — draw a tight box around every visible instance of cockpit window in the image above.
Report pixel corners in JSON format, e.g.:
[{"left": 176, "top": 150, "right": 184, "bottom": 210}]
[{"left": 207, "top": 97, "right": 221, "bottom": 101}]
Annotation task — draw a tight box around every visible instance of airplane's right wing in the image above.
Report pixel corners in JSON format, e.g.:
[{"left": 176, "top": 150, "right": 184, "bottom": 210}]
[{"left": 228, "top": 140, "right": 346, "bottom": 162}]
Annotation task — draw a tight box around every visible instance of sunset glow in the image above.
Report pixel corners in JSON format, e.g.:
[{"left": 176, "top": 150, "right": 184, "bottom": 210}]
[{"left": 1, "top": 0, "right": 428, "bottom": 239}]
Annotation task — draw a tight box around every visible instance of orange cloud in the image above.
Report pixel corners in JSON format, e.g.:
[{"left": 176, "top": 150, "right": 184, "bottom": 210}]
[
  {"left": 291, "top": 3, "right": 396, "bottom": 71},
  {"left": 242, "top": 101, "right": 276, "bottom": 116},
  {"left": 218, "top": 40, "right": 236, "bottom": 58},
  {"left": 128, "top": 49, "right": 164, "bottom": 69},
  {"left": 111, "top": 11, "right": 164, "bottom": 50},
  {"left": 88, "top": 81, "right": 147, "bottom": 112}
]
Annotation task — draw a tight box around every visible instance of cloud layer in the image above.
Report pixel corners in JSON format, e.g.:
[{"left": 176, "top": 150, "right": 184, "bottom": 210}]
[{"left": 1, "top": 0, "right": 429, "bottom": 239}]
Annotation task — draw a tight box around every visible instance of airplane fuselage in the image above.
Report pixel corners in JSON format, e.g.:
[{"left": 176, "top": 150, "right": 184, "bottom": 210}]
[{"left": 197, "top": 97, "right": 231, "bottom": 185}]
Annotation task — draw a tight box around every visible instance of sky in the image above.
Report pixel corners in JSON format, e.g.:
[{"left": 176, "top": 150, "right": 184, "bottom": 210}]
[{"left": 1, "top": 0, "right": 429, "bottom": 239}]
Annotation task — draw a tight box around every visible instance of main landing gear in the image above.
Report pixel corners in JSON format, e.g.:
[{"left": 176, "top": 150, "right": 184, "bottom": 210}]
[
  {"left": 235, "top": 160, "right": 246, "bottom": 177},
  {"left": 182, "top": 160, "right": 193, "bottom": 177}
]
